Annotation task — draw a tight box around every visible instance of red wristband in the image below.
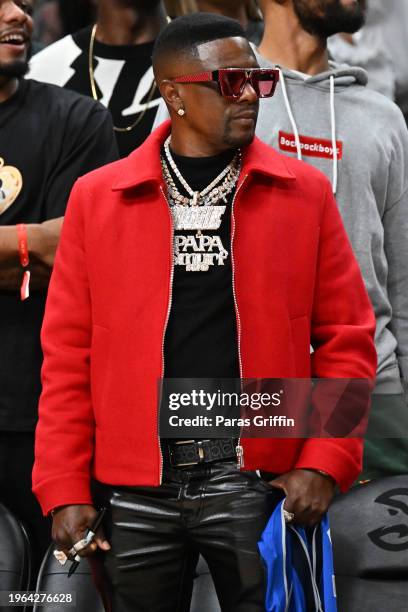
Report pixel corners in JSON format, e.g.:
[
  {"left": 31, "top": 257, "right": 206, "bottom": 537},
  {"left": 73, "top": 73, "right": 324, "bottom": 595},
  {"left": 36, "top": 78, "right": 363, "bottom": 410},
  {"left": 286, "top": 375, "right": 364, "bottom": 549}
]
[
  {"left": 17, "top": 223, "right": 30, "bottom": 300},
  {"left": 17, "top": 223, "right": 29, "bottom": 267}
]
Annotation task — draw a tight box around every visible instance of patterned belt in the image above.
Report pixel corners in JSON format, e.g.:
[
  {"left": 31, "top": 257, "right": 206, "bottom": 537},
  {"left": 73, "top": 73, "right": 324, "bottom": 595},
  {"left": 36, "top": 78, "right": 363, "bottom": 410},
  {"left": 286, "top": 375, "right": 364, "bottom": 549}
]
[{"left": 165, "top": 439, "right": 238, "bottom": 468}]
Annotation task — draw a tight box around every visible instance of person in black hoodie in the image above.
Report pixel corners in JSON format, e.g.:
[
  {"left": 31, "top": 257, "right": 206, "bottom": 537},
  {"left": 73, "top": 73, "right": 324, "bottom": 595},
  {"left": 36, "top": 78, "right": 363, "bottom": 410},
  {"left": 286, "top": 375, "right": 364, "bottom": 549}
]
[{"left": 0, "top": 0, "right": 117, "bottom": 584}]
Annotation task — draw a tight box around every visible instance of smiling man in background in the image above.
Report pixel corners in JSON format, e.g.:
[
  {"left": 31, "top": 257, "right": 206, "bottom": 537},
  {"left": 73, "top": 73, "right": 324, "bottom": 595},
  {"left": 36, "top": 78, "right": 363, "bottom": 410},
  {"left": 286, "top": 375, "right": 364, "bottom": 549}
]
[{"left": 255, "top": 0, "right": 408, "bottom": 481}]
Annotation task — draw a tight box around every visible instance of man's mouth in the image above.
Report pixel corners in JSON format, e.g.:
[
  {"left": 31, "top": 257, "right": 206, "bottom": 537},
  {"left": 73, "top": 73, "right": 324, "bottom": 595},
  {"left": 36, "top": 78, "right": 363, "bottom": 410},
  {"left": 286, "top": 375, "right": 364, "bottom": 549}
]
[
  {"left": 235, "top": 112, "right": 257, "bottom": 119},
  {"left": 232, "top": 110, "right": 258, "bottom": 125},
  {"left": 0, "top": 32, "right": 28, "bottom": 48}
]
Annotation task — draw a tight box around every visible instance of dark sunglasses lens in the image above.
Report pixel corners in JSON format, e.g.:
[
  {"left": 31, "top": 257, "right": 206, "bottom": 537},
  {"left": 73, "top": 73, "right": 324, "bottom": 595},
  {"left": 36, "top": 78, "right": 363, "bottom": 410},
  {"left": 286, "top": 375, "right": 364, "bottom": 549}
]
[
  {"left": 253, "top": 72, "right": 276, "bottom": 97},
  {"left": 221, "top": 71, "right": 247, "bottom": 97}
]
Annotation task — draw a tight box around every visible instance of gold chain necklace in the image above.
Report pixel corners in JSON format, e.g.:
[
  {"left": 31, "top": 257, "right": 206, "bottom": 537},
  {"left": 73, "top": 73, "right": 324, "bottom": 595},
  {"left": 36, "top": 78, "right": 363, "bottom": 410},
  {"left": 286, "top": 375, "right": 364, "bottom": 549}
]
[{"left": 88, "top": 23, "right": 157, "bottom": 134}]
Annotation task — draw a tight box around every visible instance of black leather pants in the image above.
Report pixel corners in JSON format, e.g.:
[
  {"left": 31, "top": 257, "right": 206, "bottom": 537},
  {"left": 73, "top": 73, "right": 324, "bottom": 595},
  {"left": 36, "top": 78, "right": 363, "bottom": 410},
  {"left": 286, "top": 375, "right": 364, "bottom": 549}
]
[{"left": 93, "top": 461, "right": 283, "bottom": 612}]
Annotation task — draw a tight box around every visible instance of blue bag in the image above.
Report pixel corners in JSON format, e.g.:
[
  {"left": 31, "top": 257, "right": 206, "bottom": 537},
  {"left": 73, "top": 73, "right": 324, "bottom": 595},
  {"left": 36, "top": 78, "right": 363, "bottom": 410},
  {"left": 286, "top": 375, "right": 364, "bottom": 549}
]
[{"left": 258, "top": 500, "right": 337, "bottom": 612}]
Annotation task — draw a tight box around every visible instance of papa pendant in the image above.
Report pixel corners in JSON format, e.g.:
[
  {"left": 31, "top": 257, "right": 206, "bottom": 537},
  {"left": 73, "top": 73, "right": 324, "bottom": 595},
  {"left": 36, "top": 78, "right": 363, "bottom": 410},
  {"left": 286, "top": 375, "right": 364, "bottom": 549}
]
[{"left": 174, "top": 234, "right": 229, "bottom": 272}]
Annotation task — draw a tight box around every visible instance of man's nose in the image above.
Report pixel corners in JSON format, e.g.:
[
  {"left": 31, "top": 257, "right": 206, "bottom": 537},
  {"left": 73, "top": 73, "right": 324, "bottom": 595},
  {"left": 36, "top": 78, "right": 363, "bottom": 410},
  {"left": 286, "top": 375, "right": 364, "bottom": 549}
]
[
  {"left": 2, "top": 1, "right": 29, "bottom": 24},
  {"left": 239, "top": 80, "right": 259, "bottom": 103}
]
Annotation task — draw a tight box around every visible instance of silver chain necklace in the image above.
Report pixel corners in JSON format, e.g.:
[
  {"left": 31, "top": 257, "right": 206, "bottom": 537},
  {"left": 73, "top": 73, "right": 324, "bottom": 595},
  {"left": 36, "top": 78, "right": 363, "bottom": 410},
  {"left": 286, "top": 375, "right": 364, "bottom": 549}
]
[{"left": 162, "top": 136, "right": 241, "bottom": 207}]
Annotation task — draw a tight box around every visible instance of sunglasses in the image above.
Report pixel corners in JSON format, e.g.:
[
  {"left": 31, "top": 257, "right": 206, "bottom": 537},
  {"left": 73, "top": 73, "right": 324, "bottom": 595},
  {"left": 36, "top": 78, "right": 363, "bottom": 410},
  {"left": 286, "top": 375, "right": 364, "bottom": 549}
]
[{"left": 173, "top": 68, "right": 280, "bottom": 100}]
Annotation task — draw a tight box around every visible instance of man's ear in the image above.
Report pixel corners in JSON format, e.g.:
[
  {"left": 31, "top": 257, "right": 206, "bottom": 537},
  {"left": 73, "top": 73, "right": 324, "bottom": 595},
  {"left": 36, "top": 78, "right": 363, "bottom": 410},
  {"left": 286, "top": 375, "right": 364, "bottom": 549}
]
[{"left": 159, "top": 80, "right": 184, "bottom": 114}]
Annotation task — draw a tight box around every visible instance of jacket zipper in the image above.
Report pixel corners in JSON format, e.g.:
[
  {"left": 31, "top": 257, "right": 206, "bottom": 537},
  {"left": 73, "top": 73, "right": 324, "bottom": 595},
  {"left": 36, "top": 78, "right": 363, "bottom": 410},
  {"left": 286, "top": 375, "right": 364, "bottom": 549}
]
[
  {"left": 159, "top": 186, "right": 175, "bottom": 485},
  {"left": 159, "top": 175, "right": 246, "bottom": 477},
  {"left": 231, "top": 174, "right": 248, "bottom": 469}
]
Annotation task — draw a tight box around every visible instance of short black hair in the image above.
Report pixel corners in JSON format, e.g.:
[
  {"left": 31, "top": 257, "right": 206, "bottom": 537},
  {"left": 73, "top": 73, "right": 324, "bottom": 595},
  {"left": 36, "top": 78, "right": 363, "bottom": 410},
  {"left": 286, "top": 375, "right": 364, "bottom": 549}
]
[{"left": 152, "top": 12, "right": 247, "bottom": 69}]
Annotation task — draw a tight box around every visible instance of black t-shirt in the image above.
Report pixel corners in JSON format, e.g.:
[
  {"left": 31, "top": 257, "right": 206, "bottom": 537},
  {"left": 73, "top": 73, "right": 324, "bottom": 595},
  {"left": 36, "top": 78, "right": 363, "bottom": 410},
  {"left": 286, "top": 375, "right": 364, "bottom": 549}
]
[
  {"left": 0, "top": 79, "right": 118, "bottom": 431},
  {"left": 29, "top": 26, "right": 162, "bottom": 158},
  {"left": 163, "top": 148, "right": 240, "bottom": 380}
]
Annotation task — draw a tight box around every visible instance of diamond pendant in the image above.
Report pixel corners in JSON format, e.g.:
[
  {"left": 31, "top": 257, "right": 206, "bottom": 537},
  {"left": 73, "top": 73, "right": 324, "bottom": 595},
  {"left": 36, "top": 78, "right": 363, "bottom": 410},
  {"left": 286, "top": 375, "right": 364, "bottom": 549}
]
[{"left": 191, "top": 191, "right": 200, "bottom": 206}]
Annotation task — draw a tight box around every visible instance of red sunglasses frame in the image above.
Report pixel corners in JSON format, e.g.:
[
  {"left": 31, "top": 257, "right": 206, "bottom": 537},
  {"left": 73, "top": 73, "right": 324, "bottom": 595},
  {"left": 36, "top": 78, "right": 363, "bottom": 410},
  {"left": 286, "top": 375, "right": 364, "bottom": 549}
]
[{"left": 172, "top": 68, "right": 280, "bottom": 100}]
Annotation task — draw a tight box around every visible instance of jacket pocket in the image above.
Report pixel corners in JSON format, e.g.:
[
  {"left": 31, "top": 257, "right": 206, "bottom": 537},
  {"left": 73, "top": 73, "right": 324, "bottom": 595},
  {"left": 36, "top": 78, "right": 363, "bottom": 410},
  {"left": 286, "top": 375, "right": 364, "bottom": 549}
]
[
  {"left": 290, "top": 315, "right": 311, "bottom": 377},
  {"left": 90, "top": 325, "right": 110, "bottom": 423}
]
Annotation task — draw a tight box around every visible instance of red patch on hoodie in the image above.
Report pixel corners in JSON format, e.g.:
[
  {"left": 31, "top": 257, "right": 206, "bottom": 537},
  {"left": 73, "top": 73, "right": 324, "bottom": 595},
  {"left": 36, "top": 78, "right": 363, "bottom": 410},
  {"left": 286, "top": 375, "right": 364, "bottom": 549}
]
[{"left": 279, "top": 131, "right": 343, "bottom": 160}]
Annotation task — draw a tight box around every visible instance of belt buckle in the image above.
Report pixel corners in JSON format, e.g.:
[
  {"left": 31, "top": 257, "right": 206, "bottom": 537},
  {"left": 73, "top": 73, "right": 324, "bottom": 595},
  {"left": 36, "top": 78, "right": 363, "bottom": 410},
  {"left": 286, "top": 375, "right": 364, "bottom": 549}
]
[{"left": 171, "top": 440, "right": 204, "bottom": 468}]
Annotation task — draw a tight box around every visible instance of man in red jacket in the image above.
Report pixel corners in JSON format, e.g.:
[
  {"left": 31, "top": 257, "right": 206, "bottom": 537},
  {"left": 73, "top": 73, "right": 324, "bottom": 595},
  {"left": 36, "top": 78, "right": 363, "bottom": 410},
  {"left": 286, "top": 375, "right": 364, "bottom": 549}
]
[{"left": 33, "top": 13, "right": 376, "bottom": 612}]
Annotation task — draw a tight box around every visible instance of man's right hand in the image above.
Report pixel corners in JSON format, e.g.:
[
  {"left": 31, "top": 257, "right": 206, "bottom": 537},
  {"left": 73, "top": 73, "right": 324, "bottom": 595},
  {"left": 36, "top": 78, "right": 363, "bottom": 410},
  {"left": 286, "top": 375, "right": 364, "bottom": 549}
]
[{"left": 52, "top": 504, "right": 111, "bottom": 559}]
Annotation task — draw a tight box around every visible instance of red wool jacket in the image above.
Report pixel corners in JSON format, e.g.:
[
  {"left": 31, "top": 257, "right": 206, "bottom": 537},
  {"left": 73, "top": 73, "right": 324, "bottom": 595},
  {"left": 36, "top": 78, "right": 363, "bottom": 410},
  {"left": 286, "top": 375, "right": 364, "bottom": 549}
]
[{"left": 33, "top": 121, "right": 376, "bottom": 516}]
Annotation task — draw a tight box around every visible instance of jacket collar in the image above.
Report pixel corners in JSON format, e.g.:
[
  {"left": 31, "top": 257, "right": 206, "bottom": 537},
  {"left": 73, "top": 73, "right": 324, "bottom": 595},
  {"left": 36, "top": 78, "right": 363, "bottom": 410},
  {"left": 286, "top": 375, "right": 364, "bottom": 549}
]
[{"left": 111, "top": 120, "right": 295, "bottom": 192}]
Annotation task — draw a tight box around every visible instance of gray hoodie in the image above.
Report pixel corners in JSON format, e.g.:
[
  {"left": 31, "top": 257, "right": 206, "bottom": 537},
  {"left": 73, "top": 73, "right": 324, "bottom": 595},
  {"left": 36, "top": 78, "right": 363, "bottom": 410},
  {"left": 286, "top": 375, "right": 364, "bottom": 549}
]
[
  {"left": 153, "top": 56, "right": 408, "bottom": 394},
  {"left": 254, "top": 53, "right": 408, "bottom": 394}
]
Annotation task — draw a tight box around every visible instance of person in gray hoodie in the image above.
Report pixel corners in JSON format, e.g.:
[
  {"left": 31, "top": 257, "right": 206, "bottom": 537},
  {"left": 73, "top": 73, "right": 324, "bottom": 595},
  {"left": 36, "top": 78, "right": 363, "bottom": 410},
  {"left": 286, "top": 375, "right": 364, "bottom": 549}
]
[{"left": 253, "top": 0, "right": 408, "bottom": 480}]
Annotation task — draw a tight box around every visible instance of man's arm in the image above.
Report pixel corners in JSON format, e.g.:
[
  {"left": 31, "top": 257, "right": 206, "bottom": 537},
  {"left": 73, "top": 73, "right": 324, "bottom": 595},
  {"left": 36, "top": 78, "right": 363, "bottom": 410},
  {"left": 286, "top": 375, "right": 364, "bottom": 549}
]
[
  {"left": 296, "top": 180, "right": 377, "bottom": 482},
  {"left": 269, "top": 179, "right": 377, "bottom": 525},
  {"left": 0, "top": 217, "right": 63, "bottom": 290},
  {"left": 384, "top": 109, "right": 408, "bottom": 393},
  {"left": 32, "top": 179, "right": 94, "bottom": 516},
  {"left": 385, "top": 187, "right": 408, "bottom": 391},
  {"left": 32, "top": 179, "right": 112, "bottom": 557},
  {"left": 31, "top": 104, "right": 117, "bottom": 537}
]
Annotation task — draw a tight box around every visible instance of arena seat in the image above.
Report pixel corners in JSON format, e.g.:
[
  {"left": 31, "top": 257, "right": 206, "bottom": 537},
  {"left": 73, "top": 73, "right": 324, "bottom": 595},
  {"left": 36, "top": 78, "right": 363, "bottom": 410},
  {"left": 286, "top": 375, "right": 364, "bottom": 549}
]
[
  {"left": 33, "top": 545, "right": 106, "bottom": 612},
  {"left": 0, "top": 502, "right": 31, "bottom": 599},
  {"left": 329, "top": 474, "right": 408, "bottom": 611},
  {"left": 35, "top": 545, "right": 218, "bottom": 612},
  {"left": 190, "top": 555, "right": 220, "bottom": 612}
]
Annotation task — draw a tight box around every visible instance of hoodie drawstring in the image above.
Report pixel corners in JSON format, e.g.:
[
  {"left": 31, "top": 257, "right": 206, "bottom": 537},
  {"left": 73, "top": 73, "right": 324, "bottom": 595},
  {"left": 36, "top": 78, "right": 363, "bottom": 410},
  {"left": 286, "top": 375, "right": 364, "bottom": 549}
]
[
  {"left": 278, "top": 69, "right": 339, "bottom": 195},
  {"left": 279, "top": 68, "right": 302, "bottom": 161},
  {"left": 329, "top": 75, "right": 338, "bottom": 194}
]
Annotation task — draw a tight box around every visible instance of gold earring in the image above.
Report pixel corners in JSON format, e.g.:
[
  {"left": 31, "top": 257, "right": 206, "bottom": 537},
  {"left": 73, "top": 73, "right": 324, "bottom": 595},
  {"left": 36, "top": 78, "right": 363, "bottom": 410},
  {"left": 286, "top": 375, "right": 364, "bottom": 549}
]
[{"left": 177, "top": 108, "right": 185, "bottom": 116}]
